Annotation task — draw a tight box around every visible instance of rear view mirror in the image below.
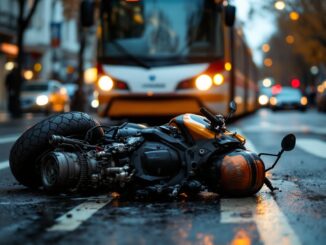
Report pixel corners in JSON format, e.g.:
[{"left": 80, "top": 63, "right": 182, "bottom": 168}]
[
  {"left": 281, "top": 134, "right": 296, "bottom": 151},
  {"left": 225, "top": 5, "right": 236, "bottom": 27},
  {"left": 225, "top": 101, "right": 237, "bottom": 121},
  {"left": 229, "top": 101, "right": 237, "bottom": 113},
  {"left": 81, "top": 0, "right": 95, "bottom": 27}
]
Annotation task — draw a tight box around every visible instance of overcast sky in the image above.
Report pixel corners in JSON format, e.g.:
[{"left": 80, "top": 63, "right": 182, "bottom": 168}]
[{"left": 233, "top": 0, "right": 276, "bottom": 65}]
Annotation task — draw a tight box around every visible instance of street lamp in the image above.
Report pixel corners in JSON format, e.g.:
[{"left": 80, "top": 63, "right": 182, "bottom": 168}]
[
  {"left": 310, "top": 66, "right": 319, "bottom": 75},
  {"left": 262, "top": 78, "right": 272, "bottom": 87},
  {"left": 24, "top": 70, "right": 33, "bottom": 80},
  {"left": 264, "top": 58, "right": 273, "bottom": 67},
  {"left": 262, "top": 44, "right": 270, "bottom": 53},
  {"left": 289, "top": 11, "right": 300, "bottom": 21},
  {"left": 274, "top": 1, "right": 286, "bottom": 10},
  {"left": 285, "top": 35, "right": 295, "bottom": 44}
]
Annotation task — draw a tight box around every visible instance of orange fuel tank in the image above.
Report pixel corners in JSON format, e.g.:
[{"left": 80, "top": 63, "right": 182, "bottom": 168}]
[{"left": 169, "top": 113, "right": 245, "bottom": 143}]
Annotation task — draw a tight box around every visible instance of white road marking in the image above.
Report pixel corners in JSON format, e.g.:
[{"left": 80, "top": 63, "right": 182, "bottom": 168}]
[
  {"left": 220, "top": 197, "right": 256, "bottom": 223},
  {"left": 241, "top": 123, "right": 326, "bottom": 134},
  {"left": 0, "top": 160, "right": 9, "bottom": 170},
  {"left": 255, "top": 188, "right": 302, "bottom": 245},
  {"left": 296, "top": 138, "right": 326, "bottom": 159},
  {"left": 221, "top": 129, "right": 301, "bottom": 245},
  {"left": 0, "top": 134, "right": 19, "bottom": 144},
  {"left": 47, "top": 196, "right": 112, "bottom": 232}
]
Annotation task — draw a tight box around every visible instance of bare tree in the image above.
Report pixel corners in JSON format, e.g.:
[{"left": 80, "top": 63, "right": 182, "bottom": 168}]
[
  {"left": 11, "top": 0, "right": 40, "bottom": 117},
  {"left": 285, "top": 0, "right": 326, "bottom": 65},
  {"left": 251, "top": 0, "right": 326, "bottom": 66}
]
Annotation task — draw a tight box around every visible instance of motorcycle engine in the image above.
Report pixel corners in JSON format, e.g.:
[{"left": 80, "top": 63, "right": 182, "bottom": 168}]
[{"left": 132, "top": 142, "right": 181, "bottom": 178}]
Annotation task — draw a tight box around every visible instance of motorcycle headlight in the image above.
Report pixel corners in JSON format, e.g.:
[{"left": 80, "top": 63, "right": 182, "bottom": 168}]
[
  {"left": 98, "top": 75, "right": 114, "bottom": 91},
  {"left": 36, "top": 95, "right": 49, "bottom": 106},
  {"left": 195, "top": 74, "right": 213, "bottom": 91}
]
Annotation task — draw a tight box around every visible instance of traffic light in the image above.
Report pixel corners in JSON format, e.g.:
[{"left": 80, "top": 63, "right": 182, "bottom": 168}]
[{"left": 291, "top": 78, "right": 300, "bottom": 88}]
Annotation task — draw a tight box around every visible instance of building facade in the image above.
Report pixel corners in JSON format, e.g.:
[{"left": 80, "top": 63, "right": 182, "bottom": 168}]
[
  {"left": 0, "top": 0, "right": 95, "bottom": 111},
  {"left": 0, "top": 0, "right": 18, "bottom": 110}
]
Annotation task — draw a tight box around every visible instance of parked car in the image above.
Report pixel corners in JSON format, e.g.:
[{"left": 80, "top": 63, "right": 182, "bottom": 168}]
[
  {"left": 269, "top": 87, "right": 307, "bottom": 111},
  {"left": 62, "top": 83, "right": 78, "bottom": 101},
  {"left": 21, "top": 80, "right": 70, "bottom": 114}
]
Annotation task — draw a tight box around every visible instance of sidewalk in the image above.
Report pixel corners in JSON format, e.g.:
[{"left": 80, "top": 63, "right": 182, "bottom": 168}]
[
  {"left": 0, "top": 110, "right": 45, "bottom": 124},
  {"left": 0, "top": 110, "right": 11, "bottom": 123}
]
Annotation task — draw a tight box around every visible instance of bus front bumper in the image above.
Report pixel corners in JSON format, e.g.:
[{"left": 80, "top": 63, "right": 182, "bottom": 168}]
[{"left": 98, "top": 94, "right": 209, "bottom": 118}]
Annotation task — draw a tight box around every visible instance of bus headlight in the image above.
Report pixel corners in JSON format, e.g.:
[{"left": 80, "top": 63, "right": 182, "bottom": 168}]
[
  {"left": 213, "top": 73, "right": 224, "bottom": 86},
  {"left": 98, "top": 75, "right": 114, "bottom": 91},
  {"left": 195, "top": 74, "right": 213, "bottom": 91},
  {"left": 300, "top": 96, "right": 308, "bottom": 105},
  {"left": 36, "top": 95, "right": 49, "bottom": 106},
  {"left": 270, "top": 97, "right": 277, "bottom": 106},
  {"left": 258, "top": 95, "right": 269, "bottom": 105}
]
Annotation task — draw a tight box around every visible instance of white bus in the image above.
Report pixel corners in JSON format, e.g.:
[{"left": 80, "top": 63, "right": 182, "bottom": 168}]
[{"left": 91, "top": 0, "right": 258, "bottom": 119}]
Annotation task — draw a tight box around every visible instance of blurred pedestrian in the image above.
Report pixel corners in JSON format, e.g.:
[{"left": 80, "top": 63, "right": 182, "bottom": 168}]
[
  {"left": 306, "top": 85, "right": 316, "bottom": 106},
  {"left": 5, "top": 67, "right": 21, "bottom": 117}
]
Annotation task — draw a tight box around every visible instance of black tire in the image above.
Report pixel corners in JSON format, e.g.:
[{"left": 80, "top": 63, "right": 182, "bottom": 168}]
[{"left": 9, "top": 112, "right": 104, "bottom": 188}]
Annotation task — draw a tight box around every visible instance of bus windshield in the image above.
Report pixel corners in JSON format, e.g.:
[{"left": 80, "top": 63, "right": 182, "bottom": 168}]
[{"left": 99, "top": 0, "right": 224, "bottom": 66}]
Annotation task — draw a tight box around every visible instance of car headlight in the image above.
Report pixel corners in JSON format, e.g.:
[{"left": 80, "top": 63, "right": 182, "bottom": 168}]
[
  {"left": 301, "top": 96, "right": 308, "bottom": 105},
  {"left": 36, "top": 95, "right": 49, "bottom": 106},
  {"left": 270, "top": 97, "right": 277, "bottom": 106},
  {"left": 98, "top": 75, "right": 114, "bottom": 91},
  {"left": 91, "top": 99, "right": 99, "bottom": 108},
  {"left": 258, "top": 95, "right": 269, "bottom": 105},
  {"left": 195, "top": 74, "right": 213, "bottom": 91}
]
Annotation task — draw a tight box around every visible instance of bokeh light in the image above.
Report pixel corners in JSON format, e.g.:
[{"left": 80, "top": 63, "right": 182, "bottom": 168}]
[
  {"left": 5, "top": 61, "right": 15, "bottom": 71},
  {"left": 289, "top": 11, "right": 300, "bottom": 21},
  {"left": 24, "top": 70, "right": 33, "bottom": 80},
  {"left": 274, "top": 1, "right": 286, "bottom": 10},
  {"left": 262, "top": 44, "right": 270, "bottom": 53},
  {"left": 286, "top": 35, "right": 295, "bottom": 44},
  {"left": 264, "top": 58, "right": 273, "bottom": 67},
  {"left": 225, "top": 62, "right": 232, "bottom": 71},
  {"left": 262, "top": 78, "right": 272, "bottom": 87}
]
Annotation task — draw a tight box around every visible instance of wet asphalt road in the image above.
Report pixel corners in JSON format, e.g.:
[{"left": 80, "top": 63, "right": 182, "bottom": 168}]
[{"left": 0, "top": 109, "right": 325, "bottom": 245}]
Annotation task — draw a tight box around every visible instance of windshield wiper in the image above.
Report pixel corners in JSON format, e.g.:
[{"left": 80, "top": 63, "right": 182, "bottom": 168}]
[{"left": 111, "top": 41, "right": 151, "bottom": 69}]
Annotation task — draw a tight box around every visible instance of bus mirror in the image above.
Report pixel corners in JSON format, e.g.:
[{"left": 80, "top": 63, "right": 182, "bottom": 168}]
[
  {"left": 81, "top": 0, "right": 95, "bottom": 27},
  {"left": 225, "top": 5, "right": 236, "bottom": 27}
]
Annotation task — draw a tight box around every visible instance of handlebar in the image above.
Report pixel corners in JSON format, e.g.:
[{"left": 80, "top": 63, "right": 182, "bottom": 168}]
[{"left": 200, "top": 107, "right": 224, "bottom": 129}]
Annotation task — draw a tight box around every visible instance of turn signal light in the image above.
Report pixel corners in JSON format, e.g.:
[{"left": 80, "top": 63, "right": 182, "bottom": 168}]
[
  {"left": 270, "top": 97, "right": 278, "bottom": 105},
  {"left": 213, "top": 73, "right": 224, "bottom": 86}
]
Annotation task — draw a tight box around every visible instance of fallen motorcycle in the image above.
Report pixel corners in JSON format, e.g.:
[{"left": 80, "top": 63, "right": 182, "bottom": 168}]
[{"left": 9, "top": 102, "right": 295, "bottom": 199}]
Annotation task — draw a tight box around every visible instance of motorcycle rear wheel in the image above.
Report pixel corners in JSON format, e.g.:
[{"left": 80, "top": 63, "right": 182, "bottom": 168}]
[{"left": 9, "top": 112, "right": 104, "bottom": 188}]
